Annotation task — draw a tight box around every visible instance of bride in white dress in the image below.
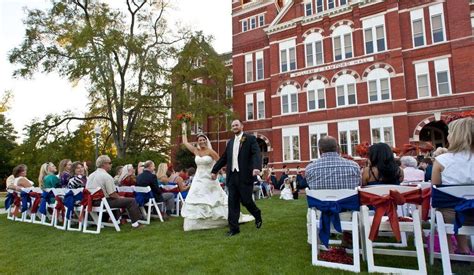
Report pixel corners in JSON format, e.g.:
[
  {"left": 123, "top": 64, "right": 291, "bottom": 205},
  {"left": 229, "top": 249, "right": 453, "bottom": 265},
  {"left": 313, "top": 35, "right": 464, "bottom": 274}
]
[{"left": 180, "top": 123, "right": 254, "bottom": 231}]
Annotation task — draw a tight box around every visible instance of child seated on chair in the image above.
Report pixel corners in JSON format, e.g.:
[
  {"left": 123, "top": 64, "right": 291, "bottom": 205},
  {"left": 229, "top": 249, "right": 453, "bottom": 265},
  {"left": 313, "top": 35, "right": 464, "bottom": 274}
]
[{"left": 280, "top": 178, "right": 294, "bottom": 200}]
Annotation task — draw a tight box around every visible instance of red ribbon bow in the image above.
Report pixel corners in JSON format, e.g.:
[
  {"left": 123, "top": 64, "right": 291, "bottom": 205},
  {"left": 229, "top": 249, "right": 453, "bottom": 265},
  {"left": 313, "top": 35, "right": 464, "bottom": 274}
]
[
  {"left": 78, "top": 189, "right": 105, "bottom": 222},
  {"left": 29, "top": 192, "right": 42, "bottom": 214},
  {"left": 12, "top": 193, "right": 21, "bottom": 216},
  {"left": 421, "top": 188, "right": 431, "bottom": 221},
  {"left": 55, "top": 195, "right": 65, "bottom": 219},
  {"left": 360, "top": 188, "right": 422, "bottom": 241}
]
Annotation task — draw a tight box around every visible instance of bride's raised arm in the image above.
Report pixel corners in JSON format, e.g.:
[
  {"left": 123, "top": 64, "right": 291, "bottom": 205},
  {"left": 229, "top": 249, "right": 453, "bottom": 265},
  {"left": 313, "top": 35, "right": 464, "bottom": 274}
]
[{"left": 181, "top": 122, "right": 198, "bottom": 155}]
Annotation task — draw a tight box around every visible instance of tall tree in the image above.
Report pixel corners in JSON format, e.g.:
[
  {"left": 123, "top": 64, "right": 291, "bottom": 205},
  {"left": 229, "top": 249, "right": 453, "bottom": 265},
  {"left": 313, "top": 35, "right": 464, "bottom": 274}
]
[
  {"left": 170, "top": 33, "right": 233, "bottom": 132},
  {"left": 9, "top": 0, "right": 187, "bottom": 158},
  {"left": 0, "top": 91, "right": 16, "bottom": 188}
]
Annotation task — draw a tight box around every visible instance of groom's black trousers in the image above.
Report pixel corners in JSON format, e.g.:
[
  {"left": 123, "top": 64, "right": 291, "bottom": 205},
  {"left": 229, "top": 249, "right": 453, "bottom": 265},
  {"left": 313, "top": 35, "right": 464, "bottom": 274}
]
[{"left": 227, "top": 171, "right": 261, "bottom": 232}]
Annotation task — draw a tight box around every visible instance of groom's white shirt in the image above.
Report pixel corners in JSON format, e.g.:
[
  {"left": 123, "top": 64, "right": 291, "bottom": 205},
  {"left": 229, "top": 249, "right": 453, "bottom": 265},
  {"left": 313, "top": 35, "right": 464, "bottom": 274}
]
[{"left": 232, "top": 132, "right": 243, "bottom": 172}]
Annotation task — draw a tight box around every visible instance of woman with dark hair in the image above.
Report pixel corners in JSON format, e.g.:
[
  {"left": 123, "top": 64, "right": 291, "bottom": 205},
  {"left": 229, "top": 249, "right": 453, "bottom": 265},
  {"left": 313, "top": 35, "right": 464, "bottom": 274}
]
[
  {"left": 67, "top": 161, "right": 87, "bottom": 189},
  {"left": 361, "top": 143, "right": 404, "bottom": 186}
]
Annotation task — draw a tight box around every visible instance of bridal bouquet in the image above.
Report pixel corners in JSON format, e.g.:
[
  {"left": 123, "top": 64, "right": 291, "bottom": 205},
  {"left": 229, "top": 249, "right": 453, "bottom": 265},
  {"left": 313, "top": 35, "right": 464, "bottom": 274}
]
[{"left": 177, "top": 112, "right": 193, "bottom": 124}]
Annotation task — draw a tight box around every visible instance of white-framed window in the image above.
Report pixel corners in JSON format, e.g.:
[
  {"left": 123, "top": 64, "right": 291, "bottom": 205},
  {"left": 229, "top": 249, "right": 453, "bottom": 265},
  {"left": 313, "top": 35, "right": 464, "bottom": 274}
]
[
  {"left": 328, "top": 0, "right": 334, "bottom": 9},
  {"left": 335, "top": 74, "right": 357, "bottom": 107},
  {"left": 250, "top": 17, "right": 257, "bottom": 29},
  {"left": 258, "top": 14, "right": 265, "bottom": 27},
  {"left": 363, "top": 15, "right": 386, "bottom": 54},
  {"left": 338, "top": 120, "right": 359, "bottom": 156},
  {"left": 246, "top": 94, "right": 254, "bottom": 121},
  {"left": 332, "top": 25, "right": 353, "bottom": 61},
  {"left": 255, "top": 51, "right": 264, "bottom": 81},
  {"left": 279, "top": 39, "right": 297, "bottom": 73},
  {"left": 367, "top": 68, "right": 391, "bottom": 102},
  {"left": 280, "top": 85, "right": 298, "bottom": 114},
  {"left": 191, "top": 121, "right": 203, "bottom": 135},
  {"left": 370, "top": 117, "right": 394, "bottom": 147},
  {"left": 316, "top": 0, "right": 323, "bottom": 13},
  {"left": 415, "top": 62, "right": 431, "bottom": 98},
  {"left": 256, "top": 91, "right": 265, "bottom": 119},
  {"left": 309, "top": 124, "right": 328, "bottom": 159},
  {"left": 307, "top": 80, "right": 326, "bottom": 111},
  {"left": 304, "top": 32, "right": 324, "bottom": 67},
  {"left": 282, "top": 127, "right": 300, "bottom": 161},
  {"left": 339, "top": 0, "right": 347, "bottom": 5},
  {"left": 245, "top": 53, "right": 253, "bottom": 83},
  {"left": 242, "top": 20, "right": 248, "bottom": 32},
  {"left": 429, "top": 4, "right": 446, "bottom": 43},
  {"left": 411, "top": 9, "right": 425, "bottom": 47},
  {"left": 304, "top": 0, "right": 312, "bottom": 16},
  {"left": 434, "top": 58, "right": 451, "bottom": 96}
]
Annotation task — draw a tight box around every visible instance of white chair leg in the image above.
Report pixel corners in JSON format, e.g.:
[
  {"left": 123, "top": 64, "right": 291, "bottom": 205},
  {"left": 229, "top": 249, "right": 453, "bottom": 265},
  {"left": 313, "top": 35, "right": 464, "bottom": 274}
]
[
  {"left": 412, "top": 210, "right": 427, "bottom": 274},
  {"left": 436, "top": 211, "right": 452, "bottom": 275},
  {"left": 152, "top": 201, "right": 164, "bottom": 222},
  {"left": 429, "top": 208, "right": 436, "bottom": 266},
  {"left": 362, "top": 206, "right": 376, "bottom": 272},
  {"left": 311, "top": 208, "right": 318, "bottom": 266},
  {"left": 104, "top": 200, "right": 121, "bottom": 232},
  {"left": 352, "top": 211, "right": 361, "bottom": 273}
]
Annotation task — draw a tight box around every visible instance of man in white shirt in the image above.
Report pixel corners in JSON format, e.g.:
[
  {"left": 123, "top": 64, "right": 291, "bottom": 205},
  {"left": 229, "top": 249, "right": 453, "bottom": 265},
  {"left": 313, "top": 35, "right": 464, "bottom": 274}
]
[{"left": 87, "top": 155, "right": 143, "bottom": 229}]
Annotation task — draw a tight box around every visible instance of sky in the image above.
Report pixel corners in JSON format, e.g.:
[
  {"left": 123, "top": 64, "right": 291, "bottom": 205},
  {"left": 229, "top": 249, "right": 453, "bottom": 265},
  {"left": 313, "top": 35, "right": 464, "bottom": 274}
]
[{"left": 0, "top": 0, "right": 232, "bottom": 138}]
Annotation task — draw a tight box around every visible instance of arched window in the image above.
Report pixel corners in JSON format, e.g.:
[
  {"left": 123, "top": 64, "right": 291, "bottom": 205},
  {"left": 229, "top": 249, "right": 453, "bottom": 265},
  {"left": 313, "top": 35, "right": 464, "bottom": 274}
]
[
  {"left": 306, "top": 80, "right": 325, "bottom": 111},
  {"left": 304, "top": 32, "right": 324, "bottom": 67},
  {"left": 367, "top": 68, "right": 391, "bottom": 102},
  {"left": 335, "top": 74, "right": 357, "bottom": 107},
  {"left": 280, "top": 85, "right": 298, "bottom": 114},
  {"left": 332, "top": 25, "right": 353, "bottom": 61}
]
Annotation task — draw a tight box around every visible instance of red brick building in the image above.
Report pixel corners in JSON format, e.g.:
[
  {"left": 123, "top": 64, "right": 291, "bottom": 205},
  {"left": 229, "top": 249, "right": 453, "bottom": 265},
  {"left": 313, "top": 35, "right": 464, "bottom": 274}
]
[{"left": 201, "top": 0, "right": 474, "bottom": 171}]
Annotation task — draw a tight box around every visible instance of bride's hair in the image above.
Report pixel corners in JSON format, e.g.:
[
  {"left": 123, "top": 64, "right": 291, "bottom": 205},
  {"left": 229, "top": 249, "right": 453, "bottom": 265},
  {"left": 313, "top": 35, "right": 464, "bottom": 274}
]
[{"left": 196, "top": 134, "right": 212, "bottom": 150}]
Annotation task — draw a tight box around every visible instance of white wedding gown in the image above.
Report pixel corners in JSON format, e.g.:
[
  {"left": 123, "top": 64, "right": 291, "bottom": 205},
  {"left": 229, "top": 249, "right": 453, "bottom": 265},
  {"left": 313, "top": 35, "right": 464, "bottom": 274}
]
[{"left": 181, "top": 155, "right": 254, "bottom": 231}]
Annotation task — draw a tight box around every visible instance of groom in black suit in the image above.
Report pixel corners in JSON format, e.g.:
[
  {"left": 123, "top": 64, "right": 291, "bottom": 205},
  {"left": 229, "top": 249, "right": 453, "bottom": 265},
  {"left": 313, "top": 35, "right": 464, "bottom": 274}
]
[{"left": 211, "top": 119, "right": 262, "bottom": 236}]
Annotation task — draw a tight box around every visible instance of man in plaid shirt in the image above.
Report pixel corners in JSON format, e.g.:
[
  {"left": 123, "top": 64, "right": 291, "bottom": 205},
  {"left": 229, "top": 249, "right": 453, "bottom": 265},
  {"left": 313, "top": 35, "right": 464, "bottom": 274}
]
[{"left": 305, "top": 136, "right": 360, "bottom": 190}]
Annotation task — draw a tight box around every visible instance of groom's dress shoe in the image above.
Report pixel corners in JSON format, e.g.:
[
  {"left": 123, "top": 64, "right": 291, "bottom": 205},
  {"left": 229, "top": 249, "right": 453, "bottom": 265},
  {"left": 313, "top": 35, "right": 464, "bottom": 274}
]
[
  {"left": 226, "top": 230, "right": 240, "bottom": 237},
  {"left": 255, "top": 218, "right": 263, "bottom": 229}
]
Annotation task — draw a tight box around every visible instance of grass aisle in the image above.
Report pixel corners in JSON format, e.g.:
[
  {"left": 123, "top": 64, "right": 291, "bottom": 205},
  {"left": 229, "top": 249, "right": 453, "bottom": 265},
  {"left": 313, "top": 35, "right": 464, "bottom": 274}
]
[{"left": 1, "top": 196, "right": 471, "bottom": 274}]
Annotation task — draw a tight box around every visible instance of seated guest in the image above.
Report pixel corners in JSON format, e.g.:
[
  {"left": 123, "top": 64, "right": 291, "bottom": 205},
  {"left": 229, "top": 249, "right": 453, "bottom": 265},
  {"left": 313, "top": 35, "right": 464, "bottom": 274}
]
[
  {"left": 156, "top": 163, "right": 169, "bottom": 184},
  {"left": 68, "top": 161, "right": 87, "bottom": 189},
  {"left": 432, "top": 117, "right": 474, "bottom": 254},
  {"left": 137, "top": 160, "right": 174, "bottom": 217},
  {"left": 86, "top": 155, "right": 143, "bottom": 229},
  {"left": 118, "top": 164, "right": 136, "bottom": 186},
  {"left": 167, "top": 168, "right": 190, "bottom": 199},
  {"left": 362, "top": 143, "right": 404, "bottom": 186},
  {"left": 279, "top": 177, "right": 294, "bottom": 200},
  {"left": 9, "top": 164, "right": 34, "bottom": 191},
  {"left": 186, "top": 167, "right": 196, "bottom": 186},
  {"left": 178, "top": 166, "right": 189, "bottom": 182},
  {"left": 419, "top": 158, "right": 433, "bottom": 182},
  {"left": 401, "top": 156, "right": 424, "bottom": 183},
  {"left": 113, "top": 166, "right": 123, "bottom": 186},
  {"left": 137, "top": 161, "right": 145, "bottom": 175},
  {"left": 277, "top": 165, "right": 289, "bottom": 190},
  {"left": 58, "top": 159, "right": 72, "bottom": 187},
  {"left": 39, "top": 162, "right": 60, "bottom": 188},
  {"left": 305, "top": 136, "right": 360, "bottom": 246}
]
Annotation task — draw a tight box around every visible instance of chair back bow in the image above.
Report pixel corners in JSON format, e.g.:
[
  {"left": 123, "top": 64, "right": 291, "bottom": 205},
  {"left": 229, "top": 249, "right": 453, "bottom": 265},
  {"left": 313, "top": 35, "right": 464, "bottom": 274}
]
[
  {"left": 360, "top": 188, "right": 422, "bottom": 241},
  {"left": 38, "top": 191, "right": 54, "bottom": 215},
  {"left": 54, "top": 195, "right": 65, "bottom": 219},
  {"left": 20, "top": 191, "right": 32, "bottom": 213},
  {"left": 29, "top": 192, "right": 42, "bottom": 214},
  {"left": 63, "top": 190, "right": 83, "bottom": 219},
  {"left": 135, "top": 191, "right": 154, "bottom": 207},
  {"left": 5, "top": 192, "right": 17, "bottom": 210},
  {"left": 78, "top": 189, "right": 105, "bottom": 222},
  {"left": 307, "top": 194, "right": 359, "bottom": 247},
  {"left": 432, "top": 187, "right": 474, "bottom": 234}
]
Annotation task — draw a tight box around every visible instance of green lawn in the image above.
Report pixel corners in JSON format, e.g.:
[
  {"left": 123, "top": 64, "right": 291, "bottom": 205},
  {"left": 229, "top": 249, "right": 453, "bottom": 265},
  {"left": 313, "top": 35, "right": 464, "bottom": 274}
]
[{"left": 1, "top": 196, "right": 471, "bottom": 274}]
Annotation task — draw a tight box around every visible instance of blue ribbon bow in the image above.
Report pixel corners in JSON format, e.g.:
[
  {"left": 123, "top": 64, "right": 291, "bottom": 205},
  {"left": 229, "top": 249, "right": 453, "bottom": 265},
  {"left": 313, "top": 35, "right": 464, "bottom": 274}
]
[
  {"left": 307, "top": 194, "right": 360, "bottom": 247},
  {"left": 63, "top": 191, "right": 83, "bottom": 219},
  {"left": 135, "top": 191, "right": 154, "bottom": 207},
  {"left": 5, "top": 192, "right": 15, "bottom": 210},
  {"left": 20, "top": 191, "right": 31, "bottom": 213},
  {"left": 432, "top": 187, "right": 474, "bottom": 234},
  {"left": 38, "top": 191, "right": 54, "bottom": 215}
]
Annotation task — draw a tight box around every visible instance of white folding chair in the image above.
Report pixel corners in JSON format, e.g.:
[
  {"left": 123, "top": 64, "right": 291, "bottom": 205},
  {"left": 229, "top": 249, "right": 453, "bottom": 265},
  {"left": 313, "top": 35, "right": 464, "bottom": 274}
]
[
  {"left": 6, "top": 189, "right": 18, "bottom": 221},
  {"left": 170, "top": 191, "right": 185, "bottom": 217},
  {"left": 27, "top": 187, "right": 44, "bottom": 224},
  {"left": 133, "top": 186, "right": 164, "bottom": 224},
  {"left": 82, "top": 188, "right": 120, "bottom": 234},
  {"left": 430, "top": 185, "right": 474, "bottom": 274},
  {"left": 359, "top": 185, "right": 427, "bottom": 274},
  {"left": 63, "top": 188, "right": 84, "bottom": 232},
  {"left": 307, "top": 189, "right": 361, "bottom": 273},
  {"left": 18, "top": 188, "right": 35, "bottom": 223},
  {"left": 39, "top": 189, "right": 56, "bottom": 226},
  {"left": 52, "top": 188, "right": 69, "bottom": 230}
]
